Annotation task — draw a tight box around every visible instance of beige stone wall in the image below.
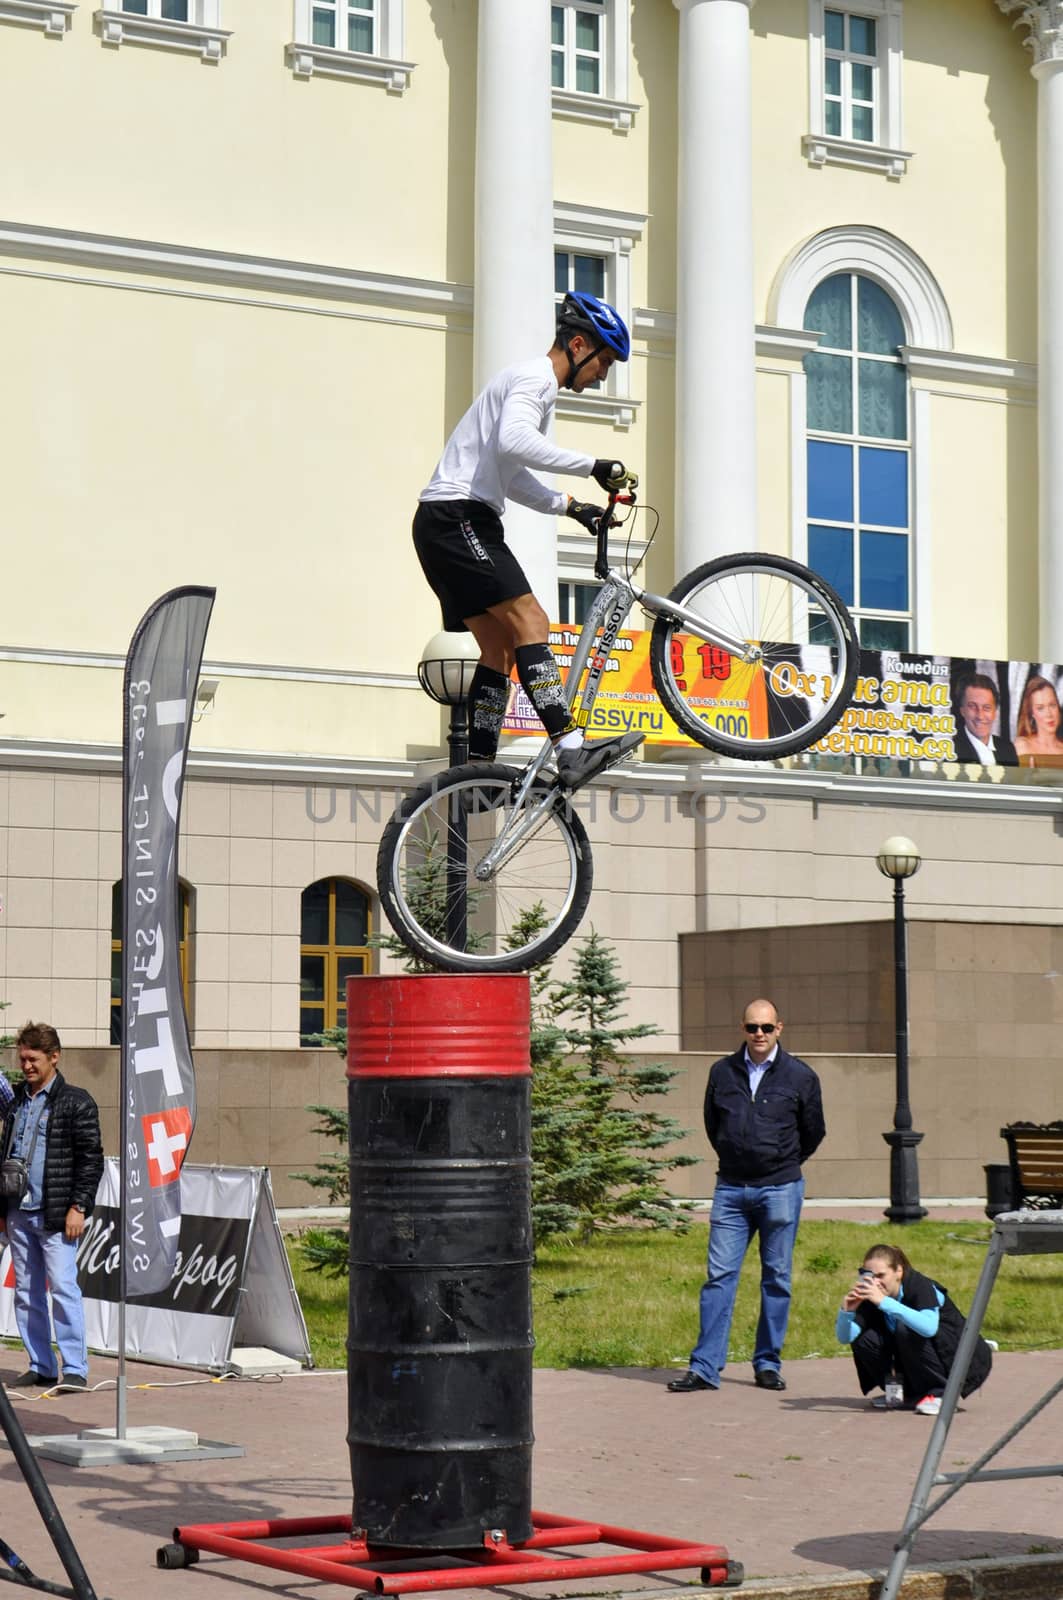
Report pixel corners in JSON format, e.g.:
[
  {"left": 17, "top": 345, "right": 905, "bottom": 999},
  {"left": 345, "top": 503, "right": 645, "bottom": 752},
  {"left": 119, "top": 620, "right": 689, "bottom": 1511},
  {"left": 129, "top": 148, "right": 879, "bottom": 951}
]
[
  {"left": 640, "top": 1044, "right": 1056, "bottom": 1205},
  {"left": 675, "top": 917, "right": 1063, "bottom": 1199},
  {"left": 10, "top": 1031, "right": 1049, "bottom": 1210},
  {"left": 8, "top": 765, "right": 1063, "bottom": 1053},
  {"left": 2, "top": 1045, "right": 350, "bottom": 1210}
]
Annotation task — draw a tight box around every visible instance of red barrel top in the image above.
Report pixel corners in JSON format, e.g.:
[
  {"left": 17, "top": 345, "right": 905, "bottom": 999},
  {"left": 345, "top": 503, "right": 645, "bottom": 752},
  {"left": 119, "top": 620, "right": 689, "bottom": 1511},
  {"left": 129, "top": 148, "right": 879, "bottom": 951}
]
[{"left": 346, "top": 975, "right": 530, "bottom": 1077}]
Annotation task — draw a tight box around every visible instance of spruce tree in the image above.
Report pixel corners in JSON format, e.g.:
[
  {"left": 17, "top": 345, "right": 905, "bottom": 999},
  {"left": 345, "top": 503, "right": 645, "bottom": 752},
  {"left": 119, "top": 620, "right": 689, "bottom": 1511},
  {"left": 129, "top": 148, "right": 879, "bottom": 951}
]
[{"left": 530, "top": 929, "right": 697, "bottom": 1242}]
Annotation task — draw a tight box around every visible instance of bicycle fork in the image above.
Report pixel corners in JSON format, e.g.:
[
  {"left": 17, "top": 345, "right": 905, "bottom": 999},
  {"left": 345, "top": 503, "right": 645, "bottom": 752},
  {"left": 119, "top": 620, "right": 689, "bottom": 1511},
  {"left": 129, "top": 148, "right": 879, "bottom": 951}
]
[{"left": 471, "top": 763, "right": 565, "bottom": 880}]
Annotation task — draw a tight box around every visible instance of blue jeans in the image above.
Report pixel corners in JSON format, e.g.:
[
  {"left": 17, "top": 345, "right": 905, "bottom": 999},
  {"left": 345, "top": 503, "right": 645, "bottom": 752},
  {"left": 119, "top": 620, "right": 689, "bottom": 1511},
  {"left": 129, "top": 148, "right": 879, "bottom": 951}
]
[
  {"left": 6, "top": 1208, "right": 87, "bottom": 1380},
  {"left": 689, "top": 1178, "right": 805, "bottom": 1386}
]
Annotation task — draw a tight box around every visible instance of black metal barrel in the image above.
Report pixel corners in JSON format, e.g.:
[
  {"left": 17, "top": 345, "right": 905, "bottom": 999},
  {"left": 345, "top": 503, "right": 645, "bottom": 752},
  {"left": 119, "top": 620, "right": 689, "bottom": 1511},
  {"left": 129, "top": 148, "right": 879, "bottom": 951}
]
[{"left": 345, "top": 975, "right": 533, "bottom": 1551}]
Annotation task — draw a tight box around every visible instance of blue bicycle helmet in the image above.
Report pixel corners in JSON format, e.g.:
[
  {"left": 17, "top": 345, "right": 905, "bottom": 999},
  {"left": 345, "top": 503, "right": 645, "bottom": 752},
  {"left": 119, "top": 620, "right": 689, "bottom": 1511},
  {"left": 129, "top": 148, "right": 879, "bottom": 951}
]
[{"left": 556, "top": 292, "right": 630, "bottom": 386}]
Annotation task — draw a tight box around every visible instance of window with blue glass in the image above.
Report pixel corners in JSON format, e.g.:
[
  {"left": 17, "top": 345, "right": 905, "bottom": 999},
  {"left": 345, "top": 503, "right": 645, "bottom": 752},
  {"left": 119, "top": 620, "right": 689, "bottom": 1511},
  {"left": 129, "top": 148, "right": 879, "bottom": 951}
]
[
  {"left": 804, "top": 272, "right": 911, "bottom": 650},
  {"left": 554, "top": 250, "right": 606, "bottom": 301}
]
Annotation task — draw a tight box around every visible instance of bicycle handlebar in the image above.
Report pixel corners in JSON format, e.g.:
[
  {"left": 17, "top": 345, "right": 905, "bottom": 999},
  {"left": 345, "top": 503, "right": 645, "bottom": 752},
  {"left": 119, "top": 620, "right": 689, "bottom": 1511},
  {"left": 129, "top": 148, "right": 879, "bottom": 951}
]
[{"left": 595, "top": 470, "right": 639, "bottom": 579}]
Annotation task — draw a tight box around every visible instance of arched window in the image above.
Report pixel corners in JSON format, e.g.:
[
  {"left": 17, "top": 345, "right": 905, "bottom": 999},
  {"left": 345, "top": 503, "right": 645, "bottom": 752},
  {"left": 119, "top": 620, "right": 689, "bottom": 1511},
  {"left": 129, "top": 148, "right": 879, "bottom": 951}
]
[
  {"left": 110, "top": 879, "right": 193, "bottom": 1045},
  {"left": 300, "top": 877, "right": 372, "bottom": 1047},
  {"left": 804, "top": 272, "right": 911, "bottom": 649}
]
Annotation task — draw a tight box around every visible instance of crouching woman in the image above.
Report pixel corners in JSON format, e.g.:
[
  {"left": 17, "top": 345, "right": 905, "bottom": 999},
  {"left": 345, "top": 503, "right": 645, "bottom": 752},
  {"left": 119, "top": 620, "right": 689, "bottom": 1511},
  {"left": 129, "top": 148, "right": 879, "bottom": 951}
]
[{"left": 836, "top": 1243, "right": 992, "bottom": 1416}]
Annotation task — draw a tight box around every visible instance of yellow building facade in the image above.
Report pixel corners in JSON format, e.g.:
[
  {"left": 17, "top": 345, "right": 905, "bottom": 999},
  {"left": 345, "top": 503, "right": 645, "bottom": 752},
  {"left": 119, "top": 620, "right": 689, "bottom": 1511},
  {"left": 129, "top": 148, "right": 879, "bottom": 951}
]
[{"left": 0, "top": 0, "right": 1058, "bottom": 1051}]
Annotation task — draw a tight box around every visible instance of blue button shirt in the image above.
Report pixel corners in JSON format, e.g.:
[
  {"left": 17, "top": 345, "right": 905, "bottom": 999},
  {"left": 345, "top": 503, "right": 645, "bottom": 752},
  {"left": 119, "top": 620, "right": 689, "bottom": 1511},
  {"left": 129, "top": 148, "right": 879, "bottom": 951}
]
[{"left": 11, "top": 1081, "right": 53, "bottom": 1213}]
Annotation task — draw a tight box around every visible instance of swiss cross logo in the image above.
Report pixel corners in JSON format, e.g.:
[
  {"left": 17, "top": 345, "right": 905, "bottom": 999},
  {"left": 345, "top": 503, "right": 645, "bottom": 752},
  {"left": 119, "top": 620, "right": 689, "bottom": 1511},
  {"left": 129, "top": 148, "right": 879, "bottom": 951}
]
[{"left": 143, "top": 1107, "right": 193, "bottom": 1188}]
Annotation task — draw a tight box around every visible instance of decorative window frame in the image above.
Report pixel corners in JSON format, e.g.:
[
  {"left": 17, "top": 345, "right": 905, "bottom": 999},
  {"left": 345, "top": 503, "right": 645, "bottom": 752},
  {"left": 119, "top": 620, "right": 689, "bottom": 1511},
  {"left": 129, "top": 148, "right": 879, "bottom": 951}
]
[
  {"left": 287, "top": 0, "right": 413, "bottom": 92},
  {"left": 0, "top": 0, "right": 75, "bottom": 34},
  {"left": 804, "top": 0, "right": 911, "bottom": 178},
  {"left": 553, "top": 200, "right": 646, "bottom": 430},
  {"left": 551, "top": 0, "right": 638, "bottom": 132},
  {"left": 95, "top": 2, "right": 229, "bottom": 60},
  {"left": 771, "top": 225, "right": 952, "bottom": 651}
]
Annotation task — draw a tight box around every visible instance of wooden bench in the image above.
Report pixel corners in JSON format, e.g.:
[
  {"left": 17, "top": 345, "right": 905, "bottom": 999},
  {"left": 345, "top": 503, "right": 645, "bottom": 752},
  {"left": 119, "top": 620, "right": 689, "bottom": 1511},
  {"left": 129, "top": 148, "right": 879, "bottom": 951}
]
[{"left": 1000, "top": 1122, "right": 1063, "bottom": 1210}]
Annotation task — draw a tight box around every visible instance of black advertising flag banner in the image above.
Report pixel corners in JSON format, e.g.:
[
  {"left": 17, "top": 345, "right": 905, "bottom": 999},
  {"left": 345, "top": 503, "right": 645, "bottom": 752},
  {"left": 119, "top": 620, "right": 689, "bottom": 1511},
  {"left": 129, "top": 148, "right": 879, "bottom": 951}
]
[
  {"left": 121, "top": 586, "right": 215, "bottom": 1298},
  {"left": 79, "top": 1205, "right": 249, "bottom": 1320}
]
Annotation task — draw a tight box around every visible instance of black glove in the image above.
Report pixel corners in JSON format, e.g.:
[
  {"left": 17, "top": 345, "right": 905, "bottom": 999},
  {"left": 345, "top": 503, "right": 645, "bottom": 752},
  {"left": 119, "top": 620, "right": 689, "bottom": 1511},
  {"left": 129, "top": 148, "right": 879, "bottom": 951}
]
[
  {"left": 592, "top": 458, "right": 626, "bottom": 492},
  {"left": 566, "top": 497, "right": 605, "bottom": 534}
]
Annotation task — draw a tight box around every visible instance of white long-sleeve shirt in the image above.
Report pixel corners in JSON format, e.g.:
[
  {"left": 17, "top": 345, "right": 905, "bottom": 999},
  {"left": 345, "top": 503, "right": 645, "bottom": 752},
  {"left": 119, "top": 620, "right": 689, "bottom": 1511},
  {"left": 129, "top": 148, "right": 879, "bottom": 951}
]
[{"left": 419, "top": 356, "right": 594, "bottom": 517}]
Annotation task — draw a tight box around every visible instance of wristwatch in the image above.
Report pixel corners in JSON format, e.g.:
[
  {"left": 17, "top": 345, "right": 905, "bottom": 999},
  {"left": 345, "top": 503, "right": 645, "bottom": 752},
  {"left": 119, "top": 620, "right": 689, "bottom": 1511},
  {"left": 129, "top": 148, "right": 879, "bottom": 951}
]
[{"left": 70, "top": 1204, "right": 85, "bottom": 1214}]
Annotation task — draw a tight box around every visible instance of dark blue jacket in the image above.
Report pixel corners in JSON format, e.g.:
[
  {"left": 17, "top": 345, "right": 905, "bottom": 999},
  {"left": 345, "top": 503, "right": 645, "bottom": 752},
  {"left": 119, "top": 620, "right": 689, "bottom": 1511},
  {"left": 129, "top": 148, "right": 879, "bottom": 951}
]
[{"left": 704, "top": 1045, "right": 825, "bottom": 1186}]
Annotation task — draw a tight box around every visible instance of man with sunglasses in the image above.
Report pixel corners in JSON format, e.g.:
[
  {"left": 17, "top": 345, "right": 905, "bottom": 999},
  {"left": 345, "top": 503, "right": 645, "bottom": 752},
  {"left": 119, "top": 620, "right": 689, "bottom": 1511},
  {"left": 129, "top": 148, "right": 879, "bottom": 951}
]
[{"left": 668, "top": 999, "right": 825, "bottom": 1396}]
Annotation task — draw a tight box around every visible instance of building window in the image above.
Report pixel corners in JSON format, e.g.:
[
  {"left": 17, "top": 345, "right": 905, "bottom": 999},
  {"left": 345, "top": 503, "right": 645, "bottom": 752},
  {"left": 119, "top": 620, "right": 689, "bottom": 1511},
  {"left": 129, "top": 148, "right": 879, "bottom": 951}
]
[
  {"left": 300, "top": 877, "right": 371, "bottom": 1047},
  {"left": 308, "top": 0, "right": 373, "bottom": 52},
  {"left": 121, "top": 0, "right": 187, "bottom": 16},
  {"left": 288, "top": 0, "right": 411, "bottom": 89},
  {"left": 552, "top": 201, "right": 645, "bottom": 428},
  {"left": 97, "top": 0, "right": 228, "bottom": 57},
  {"left": 551, "top": 0, "right": 603, "bottom": 95},
  {"left": 550, "top": 0, "right": 636, "bottom": 130},
  {"left": 771, "top": 224, "right": 952, "bottom": 650},
  {"left": 110, "top": 880, "right": 193, "bottom": 1045},
  {"left": 804, "top": 273, "right": 911, "bottom": 651},
  {"left": 824, "top": 10, "right": 876, "bottom": 142},
  {"left": 557, "top": 580, "right": 597, "bottom": 626},
  {"left": 804, "top": 0, "right": 909, "bottom": 178}
]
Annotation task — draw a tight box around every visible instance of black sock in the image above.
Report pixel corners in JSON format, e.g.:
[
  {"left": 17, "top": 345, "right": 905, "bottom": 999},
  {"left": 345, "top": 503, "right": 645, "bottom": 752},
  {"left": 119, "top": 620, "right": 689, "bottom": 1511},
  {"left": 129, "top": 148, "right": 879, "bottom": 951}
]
[
  {"left": 514, "top": 644, "right": 576, "bottom": 739},
  {"left": 466, "top": 664, "right": 510, "bottom": 761}
]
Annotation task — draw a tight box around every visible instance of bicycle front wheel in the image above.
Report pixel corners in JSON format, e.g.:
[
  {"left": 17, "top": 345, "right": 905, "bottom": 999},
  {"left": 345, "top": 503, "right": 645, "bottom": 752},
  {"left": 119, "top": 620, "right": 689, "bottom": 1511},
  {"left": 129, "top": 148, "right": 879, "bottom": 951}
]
[
  {"left": 649, "top": 553, "right": 858, "bottom": 759},
  {"left": 377, "top": 762, "right": 593, "bottom": 973}
]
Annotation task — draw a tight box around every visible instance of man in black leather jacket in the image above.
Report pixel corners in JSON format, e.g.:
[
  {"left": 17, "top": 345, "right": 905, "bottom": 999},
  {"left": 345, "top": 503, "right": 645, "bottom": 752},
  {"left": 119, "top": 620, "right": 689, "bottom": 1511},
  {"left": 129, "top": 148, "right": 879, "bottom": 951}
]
[
  {"left": 0, "top": 1022, "right": 104, "bottom": 1391},
  {"left": 668, "top": 998, "right": 825, "bottom": 1396}
]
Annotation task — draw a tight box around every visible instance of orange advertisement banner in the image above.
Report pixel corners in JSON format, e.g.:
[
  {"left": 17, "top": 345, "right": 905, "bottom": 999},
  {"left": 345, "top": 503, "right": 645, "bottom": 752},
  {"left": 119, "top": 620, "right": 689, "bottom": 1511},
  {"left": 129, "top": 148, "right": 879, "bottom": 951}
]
[{"left": 501, "top": 624, "right": 768, "bottom": 747}]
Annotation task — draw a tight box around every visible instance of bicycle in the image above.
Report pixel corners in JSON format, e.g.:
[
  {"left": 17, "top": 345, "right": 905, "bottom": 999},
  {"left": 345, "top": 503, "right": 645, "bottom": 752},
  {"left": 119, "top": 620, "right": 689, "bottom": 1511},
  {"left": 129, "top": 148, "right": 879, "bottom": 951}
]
[{"left": 378, "top": 474, "right": 858, "bottom": 972}]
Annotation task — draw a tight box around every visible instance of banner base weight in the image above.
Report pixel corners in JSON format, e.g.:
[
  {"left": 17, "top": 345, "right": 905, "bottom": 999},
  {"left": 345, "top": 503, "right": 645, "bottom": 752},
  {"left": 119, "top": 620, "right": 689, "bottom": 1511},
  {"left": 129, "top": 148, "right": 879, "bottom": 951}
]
[{"left": 17, "top": 1427, "right": 244, "bottom": 1468}]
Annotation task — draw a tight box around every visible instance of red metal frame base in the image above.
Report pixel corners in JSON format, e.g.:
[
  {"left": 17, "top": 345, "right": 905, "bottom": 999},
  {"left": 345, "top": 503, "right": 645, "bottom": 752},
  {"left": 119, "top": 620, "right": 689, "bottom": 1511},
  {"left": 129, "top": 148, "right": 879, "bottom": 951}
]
[{"left": 163, "top": 1509, "right": 740, "bottom": 1593}]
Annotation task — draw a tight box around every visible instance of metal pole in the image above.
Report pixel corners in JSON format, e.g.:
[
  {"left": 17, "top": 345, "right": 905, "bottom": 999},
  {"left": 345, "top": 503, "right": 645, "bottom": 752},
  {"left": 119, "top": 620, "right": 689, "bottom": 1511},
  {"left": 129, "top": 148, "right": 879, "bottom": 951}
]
[
  {"left": 0, "top": 1382, "right": 100, "bottom": 1599},
  {"left": 879, "top": 1228, "right": 1006, "bottom": 1600},
  {"left": 444, "top": 703, "right": 470, "bottom": 951},
  {"left": 883, "top": 875, "right": 926, "bottom": 1223},
  {"left": 448, "top": 701, "right": 469, "bottom": 769}
]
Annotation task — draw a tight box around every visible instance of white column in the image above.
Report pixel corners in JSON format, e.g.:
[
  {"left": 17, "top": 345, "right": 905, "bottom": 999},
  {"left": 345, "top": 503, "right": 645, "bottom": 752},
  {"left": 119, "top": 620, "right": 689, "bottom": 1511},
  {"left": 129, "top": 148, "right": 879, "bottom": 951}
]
[
  {"left": 999, "top": 2, "right": 1063, "bottom": 659},
  {"left": 673, "top": 0, "right": 758, "bottom": 578},
  {"left": 475, "top": 0, "right": 557, "bottom": 614}
]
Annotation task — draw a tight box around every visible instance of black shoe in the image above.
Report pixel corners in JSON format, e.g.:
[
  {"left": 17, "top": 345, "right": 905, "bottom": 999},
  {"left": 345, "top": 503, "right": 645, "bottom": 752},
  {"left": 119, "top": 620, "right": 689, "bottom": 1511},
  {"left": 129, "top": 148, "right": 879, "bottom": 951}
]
[
  {"left": 556, "top": 733, "right": 645, "bottom": 792},
  {"left": 754, "top": 1368, "right": 786, "bottom": 1391},
  {"left": 58, "top": 1375, "right": 87, "bottom": 1391},
  {"left": 667, "top": 1371, "right": 716, "bottom": 1393},
  {"left": 9, "top": 1370, "right": 54, "bottom": 1388}
]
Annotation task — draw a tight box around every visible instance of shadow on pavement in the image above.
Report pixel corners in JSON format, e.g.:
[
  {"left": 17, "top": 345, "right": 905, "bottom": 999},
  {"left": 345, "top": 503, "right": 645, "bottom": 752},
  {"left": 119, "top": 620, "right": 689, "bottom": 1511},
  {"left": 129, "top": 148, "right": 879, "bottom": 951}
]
[{"left": 794, "top": 1529, "right": 1063, "bottom": 1569}]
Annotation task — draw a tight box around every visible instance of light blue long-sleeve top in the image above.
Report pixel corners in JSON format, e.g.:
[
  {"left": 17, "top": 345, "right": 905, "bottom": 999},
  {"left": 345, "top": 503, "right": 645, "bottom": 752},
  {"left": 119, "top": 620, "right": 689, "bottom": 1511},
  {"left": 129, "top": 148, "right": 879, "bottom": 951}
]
[{"left": 836, "top": 1282, "right": 944, "bottom": 1345}]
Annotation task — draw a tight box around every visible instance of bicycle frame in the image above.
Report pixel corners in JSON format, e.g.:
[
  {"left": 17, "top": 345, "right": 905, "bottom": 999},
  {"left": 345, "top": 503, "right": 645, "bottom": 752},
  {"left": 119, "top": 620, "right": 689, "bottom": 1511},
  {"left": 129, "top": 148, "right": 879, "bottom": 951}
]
[{"left": 471, "top": 487, "right": 757, "bottom": 881}]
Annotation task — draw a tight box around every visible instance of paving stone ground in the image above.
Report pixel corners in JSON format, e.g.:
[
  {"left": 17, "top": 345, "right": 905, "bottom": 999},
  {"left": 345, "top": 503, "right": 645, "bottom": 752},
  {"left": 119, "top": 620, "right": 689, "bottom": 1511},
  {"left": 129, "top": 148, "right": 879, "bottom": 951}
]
[
  {"left": 1, "top": 1202, "right": 1058, "bottom": 1600},
  {"left": 0, "top": 1345, "right": 1060, "bottom": 1600}
]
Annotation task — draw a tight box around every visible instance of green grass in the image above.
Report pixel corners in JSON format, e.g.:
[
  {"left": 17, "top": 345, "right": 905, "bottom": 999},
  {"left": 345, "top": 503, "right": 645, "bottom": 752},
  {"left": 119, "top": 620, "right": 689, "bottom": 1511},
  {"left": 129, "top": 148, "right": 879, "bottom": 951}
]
[{"left": 288, "top": 1219, "right": 1063, "bottom": 1371}]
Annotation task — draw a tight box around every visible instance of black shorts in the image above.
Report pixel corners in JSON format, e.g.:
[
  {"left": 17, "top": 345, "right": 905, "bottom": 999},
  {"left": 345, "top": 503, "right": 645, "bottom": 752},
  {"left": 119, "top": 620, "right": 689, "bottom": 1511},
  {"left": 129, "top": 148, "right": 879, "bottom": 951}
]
[{"left": 413, "top": 500, "right": 532, "bottom": 632}]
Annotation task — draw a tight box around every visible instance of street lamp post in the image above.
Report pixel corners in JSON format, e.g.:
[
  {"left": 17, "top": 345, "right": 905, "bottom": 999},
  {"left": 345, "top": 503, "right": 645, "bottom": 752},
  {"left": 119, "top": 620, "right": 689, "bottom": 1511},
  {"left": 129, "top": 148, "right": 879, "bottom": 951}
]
[
  {"left": 876, "top": 835, "right": 927, "bottom": 1225},
  {"left": 418, "top": 632, "right": 482, "bottom": 951},
  {"left": 418, "top": 631, "right": 481, "bottom": 768}
]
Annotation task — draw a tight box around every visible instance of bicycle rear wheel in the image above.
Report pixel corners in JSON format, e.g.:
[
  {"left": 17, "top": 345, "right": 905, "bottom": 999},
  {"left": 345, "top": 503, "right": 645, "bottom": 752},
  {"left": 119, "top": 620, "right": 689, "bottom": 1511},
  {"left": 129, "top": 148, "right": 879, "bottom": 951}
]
[
  {"left": 377, "top": 762, "right": 594, "bottom": 973},
  {"left": 649, "top": 553, "right": 857, "bottom": 759}
]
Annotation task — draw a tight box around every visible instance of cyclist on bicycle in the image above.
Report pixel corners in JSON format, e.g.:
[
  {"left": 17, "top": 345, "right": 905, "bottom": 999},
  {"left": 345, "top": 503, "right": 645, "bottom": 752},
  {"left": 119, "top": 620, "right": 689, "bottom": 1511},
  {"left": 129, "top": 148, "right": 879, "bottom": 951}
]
[{"left": 413, "top": 291, "right": 645, "bottom": 790}]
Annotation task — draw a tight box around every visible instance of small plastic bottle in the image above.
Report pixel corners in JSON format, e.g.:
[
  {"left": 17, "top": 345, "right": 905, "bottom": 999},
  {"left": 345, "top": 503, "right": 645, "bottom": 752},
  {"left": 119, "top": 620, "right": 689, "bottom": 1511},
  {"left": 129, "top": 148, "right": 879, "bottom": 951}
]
[{"left": 885, "top": 1373, "right": 903, "bottom": 1408}]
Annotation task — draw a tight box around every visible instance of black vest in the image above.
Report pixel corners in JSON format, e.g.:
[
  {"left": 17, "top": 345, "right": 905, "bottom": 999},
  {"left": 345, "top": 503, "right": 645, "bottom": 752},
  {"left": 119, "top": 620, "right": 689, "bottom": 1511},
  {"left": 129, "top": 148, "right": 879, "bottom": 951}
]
[{"left": 855, "top": 1266, "right": 992, "bottom": 1397}]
